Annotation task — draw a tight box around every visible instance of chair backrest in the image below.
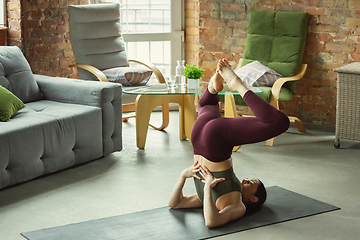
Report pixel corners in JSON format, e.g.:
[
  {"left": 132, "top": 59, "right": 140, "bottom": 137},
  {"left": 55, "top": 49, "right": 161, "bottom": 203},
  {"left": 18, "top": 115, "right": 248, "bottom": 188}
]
[
  {"left": 242, "top": 10, "right": 308, "bottom": 94},
  {"left": 68, "top": 3, "right": 129, "bottom": 80}
]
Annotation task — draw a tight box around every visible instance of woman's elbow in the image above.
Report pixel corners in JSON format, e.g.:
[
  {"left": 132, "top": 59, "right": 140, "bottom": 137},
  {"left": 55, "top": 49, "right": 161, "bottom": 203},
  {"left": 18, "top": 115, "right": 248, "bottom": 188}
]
[
  {"left": 168, "top": 202, "right": 178, "bottom": 209},
  {"left": 205, "top": 220, "right": 219, "bottom": 228},
  {"left": 205, "top": 222, "right": 214, "bottom": 228}
]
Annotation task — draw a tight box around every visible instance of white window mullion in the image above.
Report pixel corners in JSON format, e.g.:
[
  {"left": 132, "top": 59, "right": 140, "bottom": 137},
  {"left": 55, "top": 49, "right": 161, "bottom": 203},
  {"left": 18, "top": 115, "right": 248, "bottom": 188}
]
[
  {"left": 170, "top": 0, "right": 184, "bottom": 75},
  {"left": 125, "top": 0, "right": 128, "bottom": 32},
  {"left": 148, "top": 0, "right": 151, "bottom": 33}
]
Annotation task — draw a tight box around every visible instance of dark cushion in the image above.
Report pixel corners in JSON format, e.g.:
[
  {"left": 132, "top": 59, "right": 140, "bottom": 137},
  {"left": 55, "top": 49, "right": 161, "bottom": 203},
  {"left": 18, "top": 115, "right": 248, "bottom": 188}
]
[{"left": 0, "top": 85, "right": 25, "bottom": 122}]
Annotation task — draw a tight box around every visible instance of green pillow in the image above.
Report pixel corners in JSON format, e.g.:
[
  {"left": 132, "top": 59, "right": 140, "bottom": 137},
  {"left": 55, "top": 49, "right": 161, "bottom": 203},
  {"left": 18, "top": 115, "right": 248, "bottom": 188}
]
[{"left": 0, "top": 85, "right": 26, "bottom": 122}]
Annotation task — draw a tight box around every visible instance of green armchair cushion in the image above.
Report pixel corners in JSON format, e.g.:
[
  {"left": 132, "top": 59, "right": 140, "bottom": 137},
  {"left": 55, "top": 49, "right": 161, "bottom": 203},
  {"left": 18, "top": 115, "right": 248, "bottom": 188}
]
[
  {"left": 242, "top": 10, "right": 308, "bottom": 96},
  {"left": 243, "top": 10, "right": 308, "bottom": 77},
  {"left": 221, "top": 10, "right": 308, "bottom": 106},
  {"left": 220, "top": 84, "right": 294, "bottom": 106}
]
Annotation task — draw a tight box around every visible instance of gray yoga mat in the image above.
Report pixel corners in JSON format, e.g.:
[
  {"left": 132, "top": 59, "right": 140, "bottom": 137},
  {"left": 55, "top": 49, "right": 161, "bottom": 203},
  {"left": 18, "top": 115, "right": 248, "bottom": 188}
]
[{"left": 21, "top": 186, "right": 340, "bottom": 240}]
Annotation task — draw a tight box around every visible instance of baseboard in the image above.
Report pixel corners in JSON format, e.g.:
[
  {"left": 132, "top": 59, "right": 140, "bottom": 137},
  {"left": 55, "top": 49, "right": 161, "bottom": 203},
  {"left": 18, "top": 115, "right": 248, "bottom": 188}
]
[{"left": 302, "top": 123, "right": 335, "bottom": 133}]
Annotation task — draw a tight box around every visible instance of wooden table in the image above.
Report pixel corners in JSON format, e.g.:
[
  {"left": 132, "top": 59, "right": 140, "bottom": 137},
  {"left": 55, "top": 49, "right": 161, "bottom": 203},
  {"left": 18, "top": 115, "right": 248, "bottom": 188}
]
[{"left": 123, "top": 83, "right": 261, "bottom": 149}]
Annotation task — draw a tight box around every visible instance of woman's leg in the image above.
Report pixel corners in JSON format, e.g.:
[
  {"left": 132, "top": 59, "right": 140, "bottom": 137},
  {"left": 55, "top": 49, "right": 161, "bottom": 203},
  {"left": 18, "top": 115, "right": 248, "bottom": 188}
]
[
  {"left": 213, "top": 59, "right": 290, "bottom": 146},
  {"left": 191, "top": 72, "right": 224, "bottom": 146},
  {"left": 197, "top": 72, "right": 224, "bottom": 118},
  {"left": 194, "top": 59, "right": 289, "bottom": 162},
  {"left": 216, "top": 91, "right": 289, "bottom": 146}
]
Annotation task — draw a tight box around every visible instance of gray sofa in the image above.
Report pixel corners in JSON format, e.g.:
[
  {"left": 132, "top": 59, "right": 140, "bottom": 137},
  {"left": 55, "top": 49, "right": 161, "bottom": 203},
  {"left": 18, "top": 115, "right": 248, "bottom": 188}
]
[{"left": 0, "top": 46, "right": 123, "bottom": 190}]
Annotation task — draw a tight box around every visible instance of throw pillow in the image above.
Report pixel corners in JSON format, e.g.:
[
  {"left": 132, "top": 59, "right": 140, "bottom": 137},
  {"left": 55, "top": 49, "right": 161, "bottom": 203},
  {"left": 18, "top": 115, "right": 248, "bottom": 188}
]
[
  {"left": 0, "top": 85, "right": 26, "bottom": 122},
  {"left": 103, "top": 66, "right": 153, "bottom": 86},
  {"left": 235, "top": 61, "right": 282, "bottom": 87}
]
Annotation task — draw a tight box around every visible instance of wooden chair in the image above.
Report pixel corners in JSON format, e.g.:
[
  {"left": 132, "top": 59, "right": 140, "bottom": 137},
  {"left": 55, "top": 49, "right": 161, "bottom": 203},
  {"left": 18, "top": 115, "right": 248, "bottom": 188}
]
[
  {"left": 68, "top": 3, "right": 169, "bottom": 129},
  {"left": 221, "top": 10, "right": 309, "bottom": 148}
]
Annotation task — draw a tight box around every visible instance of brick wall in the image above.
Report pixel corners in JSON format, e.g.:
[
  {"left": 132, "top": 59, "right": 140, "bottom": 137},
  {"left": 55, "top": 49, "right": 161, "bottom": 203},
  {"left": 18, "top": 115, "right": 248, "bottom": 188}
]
[
  {"left": 4, "top": 0, "right": 359, "bottom": 126},
  {"left": 185, "top": 0, "right": 360, "bottom": 126},
  {"left": 7, "top": 0, "right": 21, "bottom": 47},
  {"left": 184, "top": 0, "right": 201, "bottom": 66},
  {"left": 6, "top": 0, "right": 90, "bottom": 78}
]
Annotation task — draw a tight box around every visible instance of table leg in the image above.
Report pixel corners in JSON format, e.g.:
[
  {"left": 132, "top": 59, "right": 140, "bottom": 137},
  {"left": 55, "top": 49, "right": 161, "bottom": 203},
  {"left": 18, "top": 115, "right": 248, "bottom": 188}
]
[
  {"left": 135, "top": 94, "right": 197, "bottom": 149},
  {"left": 224, "top": 94, "right": 242, "bottom": 151},
  {"left": 135, "top": 95, "right": 170, "bottom": 149},
  {"left": 224, "top": 94, "right": 238, "bottom": 118},
  {"left": 149, "top": 103, "right": 169, "bottom": 130},
  {"left": 183, "top": 95, "right": 197, "bottom": 142},
  {"left": 177, "top": 96, "right": 186, "bottom": 140},
  {"left": 171, "top": 95, "right": 195, "bottom": 141}
]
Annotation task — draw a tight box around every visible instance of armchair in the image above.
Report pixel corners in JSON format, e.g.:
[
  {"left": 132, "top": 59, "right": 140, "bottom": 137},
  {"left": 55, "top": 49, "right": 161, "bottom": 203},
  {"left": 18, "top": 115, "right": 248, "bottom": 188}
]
[
  {"left": 222, "top": 10, "right": 308, "bottom": 147},
  {"left": 68, "top": 3, "right": 169, "bottom": 129}
]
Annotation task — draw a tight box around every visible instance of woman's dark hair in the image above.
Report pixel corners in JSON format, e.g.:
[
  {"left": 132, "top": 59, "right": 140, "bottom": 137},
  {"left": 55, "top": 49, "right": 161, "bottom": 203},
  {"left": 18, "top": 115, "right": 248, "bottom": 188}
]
[{"left": 245, "top": 180, "right": 267, "bottom": 213}]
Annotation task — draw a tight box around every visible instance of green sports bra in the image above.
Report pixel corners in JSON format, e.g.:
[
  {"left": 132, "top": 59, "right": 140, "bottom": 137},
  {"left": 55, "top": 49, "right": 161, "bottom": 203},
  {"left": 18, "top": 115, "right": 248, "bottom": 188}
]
[{"left": 193, "top": 166, "right": 242, "bottom": 209}]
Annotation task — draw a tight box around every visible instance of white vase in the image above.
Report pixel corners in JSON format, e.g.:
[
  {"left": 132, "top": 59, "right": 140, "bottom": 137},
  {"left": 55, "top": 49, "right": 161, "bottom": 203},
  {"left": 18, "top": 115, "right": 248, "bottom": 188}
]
[{"left": 187, "top": 78, "right": 199, "bottom": 89}]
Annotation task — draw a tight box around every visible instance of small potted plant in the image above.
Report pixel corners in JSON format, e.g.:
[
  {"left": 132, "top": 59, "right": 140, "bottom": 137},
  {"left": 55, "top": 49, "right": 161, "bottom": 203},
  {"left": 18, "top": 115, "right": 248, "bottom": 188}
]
[{"left": 183, "top": 63, "right": 205, "bottom": 89}]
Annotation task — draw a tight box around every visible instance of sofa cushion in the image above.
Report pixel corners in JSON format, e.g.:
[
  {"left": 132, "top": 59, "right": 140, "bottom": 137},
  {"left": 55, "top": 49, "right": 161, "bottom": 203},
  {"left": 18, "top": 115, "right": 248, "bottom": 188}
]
[
  {"left": 0, "top": 46, "right": 43, "bottom": 103},
  {"left": 0, "top": 85, "right": 25, "bottom": 122},
  {"left": 0, "top": 100, "right": 103, "bottom": 188},
  {"left": 34, "top": 74, "right": 123, "bottom": 155}
]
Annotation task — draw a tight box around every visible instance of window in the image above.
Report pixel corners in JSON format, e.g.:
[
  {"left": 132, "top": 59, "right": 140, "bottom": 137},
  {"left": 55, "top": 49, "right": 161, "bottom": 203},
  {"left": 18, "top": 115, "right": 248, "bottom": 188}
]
[
  {"left": 0, "top": 0, "right": 5, "bottom": 27},
  {"left": 92, "top": 0, "right": 184, "bottom": 79},
  {"left": 119, "top": 0, "right": 170, "bottom": 34}
]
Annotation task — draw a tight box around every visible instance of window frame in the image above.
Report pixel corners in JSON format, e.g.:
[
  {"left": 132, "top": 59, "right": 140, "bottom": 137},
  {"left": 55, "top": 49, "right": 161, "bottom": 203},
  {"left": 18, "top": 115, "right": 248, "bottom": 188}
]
[
  {"left": 91, "top": 0, "right": 184, "bottom": 76},
  {"left": 0, "top": 0, "right": 6, "bottom": 27}
]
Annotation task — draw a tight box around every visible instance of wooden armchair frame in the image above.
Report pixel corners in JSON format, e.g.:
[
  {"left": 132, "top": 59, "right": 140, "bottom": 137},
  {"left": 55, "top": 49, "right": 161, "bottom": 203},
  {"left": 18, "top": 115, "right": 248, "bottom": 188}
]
[
  {"left": 226, "top": 60, "right": 307, "bottom": 149},
  {"left": 70, "top": 60, "right": 169, "bottom": 130}
]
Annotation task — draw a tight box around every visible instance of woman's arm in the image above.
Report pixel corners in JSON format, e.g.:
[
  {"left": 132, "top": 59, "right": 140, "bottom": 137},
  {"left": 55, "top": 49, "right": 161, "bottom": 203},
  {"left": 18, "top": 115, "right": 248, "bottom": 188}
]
[
  {"left": 204, "top": 186, "right": 246, "bottom": 228},
  {"left": 200, "top": 166, "right": 246, "bottom": 228},
  {"left": 168, "top": 161, "right": 203, "bottom": 209}
]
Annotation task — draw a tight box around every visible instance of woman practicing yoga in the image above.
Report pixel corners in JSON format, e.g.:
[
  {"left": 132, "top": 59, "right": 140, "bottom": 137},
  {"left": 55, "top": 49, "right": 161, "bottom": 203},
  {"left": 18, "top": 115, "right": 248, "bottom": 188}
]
[{"left": 168, "top": 59, "right": 290, "bottom": 228}]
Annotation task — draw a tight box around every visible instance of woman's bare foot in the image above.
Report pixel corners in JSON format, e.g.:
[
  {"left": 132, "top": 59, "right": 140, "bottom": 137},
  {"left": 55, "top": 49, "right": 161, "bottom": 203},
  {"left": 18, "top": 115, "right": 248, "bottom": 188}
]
[
  {"left": 208, "top": 72, "right": 224, "bottom": 94},
  {"left": 217, "top": 59, "right": 248, "bottom": 97}
]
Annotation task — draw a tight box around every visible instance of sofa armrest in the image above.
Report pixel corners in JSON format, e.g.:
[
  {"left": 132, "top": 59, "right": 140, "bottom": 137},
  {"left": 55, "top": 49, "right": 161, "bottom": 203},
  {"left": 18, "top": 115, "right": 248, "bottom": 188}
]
[
  {"left": 34, "top": 74, "right": 121, "bottom": 106},
  {"left": 34, "top": 74, "right": 123, "bottom": 154}
]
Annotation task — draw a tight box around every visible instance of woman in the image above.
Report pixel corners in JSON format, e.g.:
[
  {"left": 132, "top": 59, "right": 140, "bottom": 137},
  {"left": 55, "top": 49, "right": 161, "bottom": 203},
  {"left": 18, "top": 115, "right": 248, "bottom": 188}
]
[{"left": 168, "top": 59, "right": 290, "bottom": 228}]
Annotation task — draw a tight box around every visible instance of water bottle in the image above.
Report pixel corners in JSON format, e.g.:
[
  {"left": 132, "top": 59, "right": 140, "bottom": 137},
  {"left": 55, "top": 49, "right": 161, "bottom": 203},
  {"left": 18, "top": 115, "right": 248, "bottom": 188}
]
[{"left": 176, "top": 60, "right": 185, "bottom": 86}]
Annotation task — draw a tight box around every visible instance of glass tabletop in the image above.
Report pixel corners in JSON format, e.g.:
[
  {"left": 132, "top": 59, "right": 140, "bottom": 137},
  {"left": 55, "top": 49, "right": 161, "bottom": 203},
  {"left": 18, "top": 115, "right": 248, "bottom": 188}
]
[{"left": 122, "top": 82, "right": 263, "bottom": 95}]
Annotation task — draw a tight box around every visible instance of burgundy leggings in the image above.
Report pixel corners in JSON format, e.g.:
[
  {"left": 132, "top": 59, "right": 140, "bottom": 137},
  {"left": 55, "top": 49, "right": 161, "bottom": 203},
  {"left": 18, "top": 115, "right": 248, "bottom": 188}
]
[{"left": 191, "top": 88, "right": 290, "bottom": 162}]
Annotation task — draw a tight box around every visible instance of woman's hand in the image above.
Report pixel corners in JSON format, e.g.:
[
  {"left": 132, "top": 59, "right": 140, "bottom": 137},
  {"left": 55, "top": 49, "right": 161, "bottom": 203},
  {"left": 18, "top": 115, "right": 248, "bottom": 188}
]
[
  {"left": 181, "top": 161, "right": 202, "bottom": 180},
  {"left": 199, "top": 165, "right": 225, "bottom": 189},
  {"left": 168, "top": 161, "right": 203, "bottom": 209}
]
